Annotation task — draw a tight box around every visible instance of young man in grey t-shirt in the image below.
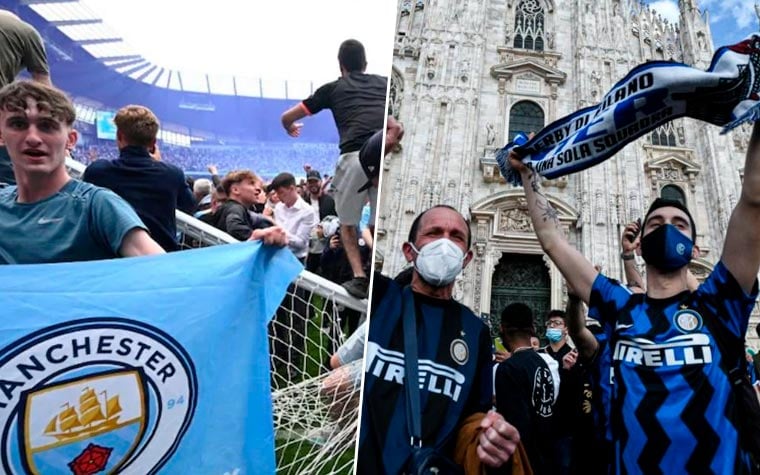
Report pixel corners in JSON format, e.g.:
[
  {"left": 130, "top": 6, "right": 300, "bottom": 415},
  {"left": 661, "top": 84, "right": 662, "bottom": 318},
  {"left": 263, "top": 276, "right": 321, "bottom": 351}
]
[{"left": 0, "top": 81, "right": 165, "bottom": 264}]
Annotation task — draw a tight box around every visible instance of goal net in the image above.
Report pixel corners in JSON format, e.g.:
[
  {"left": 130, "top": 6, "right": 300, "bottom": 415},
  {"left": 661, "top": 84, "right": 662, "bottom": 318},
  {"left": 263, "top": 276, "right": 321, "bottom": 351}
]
[
  {"left": 176, "top": 217, "right": 365, "bottom": 475},
  {"left": 66, "top": 159, "right": 365, "bottom": 475}
]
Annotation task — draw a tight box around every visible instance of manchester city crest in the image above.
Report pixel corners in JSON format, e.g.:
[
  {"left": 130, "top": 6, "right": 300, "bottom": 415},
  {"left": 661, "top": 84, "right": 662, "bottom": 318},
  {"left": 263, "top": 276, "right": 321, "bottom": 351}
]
[
  {"left": 0, "top": 318, "right": 197, "bottom": 475},
  {"left": 21, "top": 370, "right": 146, "bottom": 474},
  {"left": 673, "top": 308, "right": 703, "bottom": 333}
]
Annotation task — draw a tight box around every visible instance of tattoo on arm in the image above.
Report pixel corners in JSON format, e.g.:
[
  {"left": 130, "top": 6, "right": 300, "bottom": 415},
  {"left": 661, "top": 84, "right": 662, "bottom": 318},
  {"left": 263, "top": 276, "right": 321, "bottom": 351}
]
[
  {"left": 529, "top": 171, "right": 559, "bottom": 224},
  {"left": 538, "top": 198, "right": 560, "bottom": 225},
  {"left": 530, "top": 173, "right": 540, "bottom": 194}
]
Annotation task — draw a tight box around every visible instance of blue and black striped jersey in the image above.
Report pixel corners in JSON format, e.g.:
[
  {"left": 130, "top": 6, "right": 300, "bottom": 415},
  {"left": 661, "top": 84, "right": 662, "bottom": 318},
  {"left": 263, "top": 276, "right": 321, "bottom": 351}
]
[{"left": 589, "top": 261, "right": 758, "bottom": 474}]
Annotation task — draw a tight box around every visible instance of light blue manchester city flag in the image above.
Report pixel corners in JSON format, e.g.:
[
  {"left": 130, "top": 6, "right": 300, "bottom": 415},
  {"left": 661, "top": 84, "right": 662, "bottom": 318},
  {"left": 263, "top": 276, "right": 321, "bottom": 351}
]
[{"left": 0, "top": 242, "right": 302, "bottom": 475}]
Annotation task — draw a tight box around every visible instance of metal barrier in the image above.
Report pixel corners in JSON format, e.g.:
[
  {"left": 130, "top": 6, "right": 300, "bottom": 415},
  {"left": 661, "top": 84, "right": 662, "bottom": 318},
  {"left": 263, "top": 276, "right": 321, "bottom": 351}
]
[{"left": 66, "top": 157, "right": 363, "bottom": 474}]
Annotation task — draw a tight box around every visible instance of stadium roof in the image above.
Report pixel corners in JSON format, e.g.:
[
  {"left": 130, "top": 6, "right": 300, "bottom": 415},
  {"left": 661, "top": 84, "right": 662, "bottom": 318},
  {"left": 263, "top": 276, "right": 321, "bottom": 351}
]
[{"left": 22, "top": 0, "right": 317, "bottom": 99}]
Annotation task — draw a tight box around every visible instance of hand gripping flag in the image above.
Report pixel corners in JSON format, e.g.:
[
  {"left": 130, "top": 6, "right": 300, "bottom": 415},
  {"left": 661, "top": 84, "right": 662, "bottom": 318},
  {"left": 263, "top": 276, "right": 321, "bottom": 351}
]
[
  {"left": 0, "top": 242, "right": 302, "bottom": 475},
  {"left": 497, "top": 34, "right": 760, "bottom": 186}
]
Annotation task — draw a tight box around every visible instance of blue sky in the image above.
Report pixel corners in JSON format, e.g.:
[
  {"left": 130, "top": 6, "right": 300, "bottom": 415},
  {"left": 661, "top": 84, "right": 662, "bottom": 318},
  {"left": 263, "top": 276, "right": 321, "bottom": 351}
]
[{"left": 646, "top": 0, "right": 757, "bottom": 48}]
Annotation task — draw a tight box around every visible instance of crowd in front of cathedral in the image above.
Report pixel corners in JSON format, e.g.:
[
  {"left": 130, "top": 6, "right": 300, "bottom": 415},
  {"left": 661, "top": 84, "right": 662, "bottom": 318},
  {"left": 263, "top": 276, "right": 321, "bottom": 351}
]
[{"left": 359, "top": 115, "right": 760, "bottom": 474}]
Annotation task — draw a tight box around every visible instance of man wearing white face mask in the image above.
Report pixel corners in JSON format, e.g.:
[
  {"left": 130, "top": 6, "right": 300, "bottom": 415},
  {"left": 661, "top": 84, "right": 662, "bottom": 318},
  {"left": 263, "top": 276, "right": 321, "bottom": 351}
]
[{"left": 359, "top": 205, "right": 521, "bottom": 474}]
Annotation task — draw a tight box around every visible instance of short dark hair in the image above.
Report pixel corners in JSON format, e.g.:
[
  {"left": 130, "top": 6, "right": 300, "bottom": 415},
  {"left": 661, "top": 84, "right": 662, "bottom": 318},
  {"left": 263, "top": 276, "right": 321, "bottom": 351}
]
[
  {"left": 644, "top": 198, "right": 696, "bottom": 242},
  {"left": 268, "top": 172, "right": 296, "bottom": 192},
  {"left": 501, "top": 302, "right": 534, "bottom": 329},
  {"left": 546, "top": 309, "right": 566, "bottom": 325},
  {"left": 501, "top": 303, "right": 535, "bottom": 341},
  {"left": 756, "top": 322, "right": 760, "bottom": 339},
  {"left": 408, "top": 205, "right": 472, "bottom": 249},
  {"left": 338, "top": 39, "right": 367, "bottom": 73}
]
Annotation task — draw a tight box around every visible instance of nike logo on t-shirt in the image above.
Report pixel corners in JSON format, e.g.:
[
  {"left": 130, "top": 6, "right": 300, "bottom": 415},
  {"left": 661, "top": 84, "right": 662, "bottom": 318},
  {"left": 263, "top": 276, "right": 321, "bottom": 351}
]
[{"left": 37, "top": 217, "right": 63, "bottom": 224}]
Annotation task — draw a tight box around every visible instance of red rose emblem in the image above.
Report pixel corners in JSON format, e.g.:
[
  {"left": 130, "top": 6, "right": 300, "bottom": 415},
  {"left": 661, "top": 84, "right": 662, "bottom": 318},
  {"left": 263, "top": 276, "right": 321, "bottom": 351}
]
[{"left": 68, "top": 443, "right": 113, "bottom": 475}]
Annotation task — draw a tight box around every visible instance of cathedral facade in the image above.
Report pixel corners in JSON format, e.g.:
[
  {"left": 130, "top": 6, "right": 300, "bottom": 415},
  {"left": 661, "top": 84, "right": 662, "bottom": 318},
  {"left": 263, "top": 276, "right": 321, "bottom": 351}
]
[{"left": 377, "top": 0, "right": 759, "bottom": 342}]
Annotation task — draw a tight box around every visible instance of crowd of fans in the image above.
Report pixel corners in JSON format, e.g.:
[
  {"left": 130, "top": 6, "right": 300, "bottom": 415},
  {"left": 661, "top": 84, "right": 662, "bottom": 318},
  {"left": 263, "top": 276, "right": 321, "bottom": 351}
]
[{"left": 72, "top": 140, "right": 337, "bottom": 180}]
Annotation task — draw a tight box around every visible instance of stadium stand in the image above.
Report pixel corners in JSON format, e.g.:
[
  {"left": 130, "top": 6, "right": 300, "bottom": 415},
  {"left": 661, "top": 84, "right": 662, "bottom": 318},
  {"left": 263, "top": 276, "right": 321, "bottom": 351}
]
[{"left": 0, "top": 0, "right": 369, "bottom": 471}]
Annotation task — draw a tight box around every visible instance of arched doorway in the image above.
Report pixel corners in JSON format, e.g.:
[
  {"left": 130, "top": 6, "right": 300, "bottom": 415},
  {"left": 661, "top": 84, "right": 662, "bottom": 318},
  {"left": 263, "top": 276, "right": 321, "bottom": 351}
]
[{"left": 489, "top": 253, "right": 551, "bottom": 340}]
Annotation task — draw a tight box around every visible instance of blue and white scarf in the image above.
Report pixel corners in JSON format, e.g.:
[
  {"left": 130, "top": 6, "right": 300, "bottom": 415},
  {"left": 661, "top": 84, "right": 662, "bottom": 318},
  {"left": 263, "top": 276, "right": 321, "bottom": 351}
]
[{"left": 497, "top": 34, "right": 760, "bottom": 186}]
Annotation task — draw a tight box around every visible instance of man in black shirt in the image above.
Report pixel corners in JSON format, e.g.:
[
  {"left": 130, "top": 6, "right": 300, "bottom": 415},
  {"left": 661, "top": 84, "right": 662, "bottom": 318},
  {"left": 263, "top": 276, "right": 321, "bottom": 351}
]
[
  {"left": 280, "top": 39, "right": 387, "bottom": 299},
  {"left": 495, "top": 303, "right": 558, "bottom": 475},
  {"left": 360, "top": 205, "right": 518, "bottom": 474},
  {"left": 83, "top": 105, "right": 195, "bottom": 251},
  {"left": 212, "top": 170, "right": 274, "bottom": 241}
]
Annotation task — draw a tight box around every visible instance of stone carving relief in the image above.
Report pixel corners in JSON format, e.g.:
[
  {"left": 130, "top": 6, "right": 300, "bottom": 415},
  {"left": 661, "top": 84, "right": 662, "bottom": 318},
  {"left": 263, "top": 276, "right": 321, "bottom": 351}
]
[
  {"left": 473, "top": 253, "right": 484, "bottom": 309},
  {"left": 595, "top": 189, "right": 606, "bottom": 225},
  {"left": 628, "top": 191, "right": 641, "bottom": 222},
  {"left": 645, "top": 153, "right": 700, "bottom": 194},
  {"left": 498, "top": 208, "right": 534, "bottom": 233},
  {"left": 389, "top": 69, "right": 403, "bottom": 119},
  {"left": 657, "top": 164, "right": 684, "bottom": 181},
  {"left": 733, "top": 123, "right": 751, "bottom": 151}
]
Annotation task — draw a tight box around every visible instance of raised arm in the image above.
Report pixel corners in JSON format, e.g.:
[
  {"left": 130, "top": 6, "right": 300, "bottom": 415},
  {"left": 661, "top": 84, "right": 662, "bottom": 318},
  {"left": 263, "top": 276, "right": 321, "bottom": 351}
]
[
  {"left": 621, "top": 220, "right": 645, "bottom": 293},
  {"left": 281, "top": 104, "right": 307, "bottom": 137},
  {"left": 509, "top": 152, "right": 598, "bottom": 302},
  {"left": 723, "top": 121, "right": 760, "bottom": 294},
  {"left": 565, "top": 293, "right": 598, "bottom": 362}
]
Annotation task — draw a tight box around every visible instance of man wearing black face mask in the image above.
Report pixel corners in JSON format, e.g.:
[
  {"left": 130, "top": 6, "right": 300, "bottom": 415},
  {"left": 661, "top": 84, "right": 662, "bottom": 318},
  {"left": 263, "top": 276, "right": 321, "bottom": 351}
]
[
  {"left": 358, "top": 205, "right": 520, "bottom": 474},
  {"left": 508, "top": 121, "right": 760, "bottom": 474}
]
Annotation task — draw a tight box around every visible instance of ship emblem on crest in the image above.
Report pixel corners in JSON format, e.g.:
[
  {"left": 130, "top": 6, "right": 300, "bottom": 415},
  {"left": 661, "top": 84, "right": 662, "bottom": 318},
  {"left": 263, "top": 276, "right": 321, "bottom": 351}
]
[
  {"left": 22, "top": 370, "right": 146, "bottom": 474},
  {"left": 0, "top": 318, "right": 197, "bottom": 475}
]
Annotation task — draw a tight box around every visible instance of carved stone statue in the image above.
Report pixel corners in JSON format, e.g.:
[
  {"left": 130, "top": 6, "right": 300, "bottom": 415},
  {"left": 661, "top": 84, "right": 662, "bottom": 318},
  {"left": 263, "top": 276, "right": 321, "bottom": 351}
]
[
  {"left": 546, "top": 32, "right": 555, "bottom": 50},
  {"left": 426, "top": 54, "right": 437, "bottom": 79},
  {"left": 590, "top": 70, "right": 601, "bottom": 97},
  {"left": 460, "top": 60, "right": 470, "bottom": 82},
  {"left": 400, "top": 0, "right": 412, "bottom": 16},
  {"left": 486, "top": 122, "right": 496, "bottom": 146}
]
